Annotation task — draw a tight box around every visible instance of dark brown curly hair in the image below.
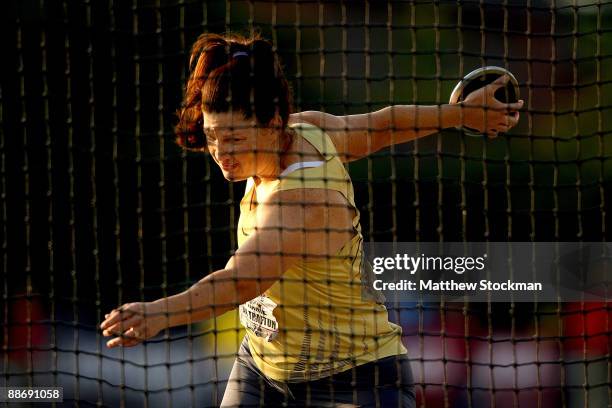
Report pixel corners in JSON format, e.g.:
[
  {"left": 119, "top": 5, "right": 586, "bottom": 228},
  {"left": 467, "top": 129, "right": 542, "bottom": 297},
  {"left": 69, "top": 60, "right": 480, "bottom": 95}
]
[{"left": 175, "top": 33, "right": 292, "bottom": 150}]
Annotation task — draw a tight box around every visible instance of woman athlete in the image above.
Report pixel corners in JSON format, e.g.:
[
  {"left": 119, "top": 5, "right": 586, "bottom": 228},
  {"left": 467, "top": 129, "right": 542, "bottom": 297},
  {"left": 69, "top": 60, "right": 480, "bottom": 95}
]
[{"left": 100, "top": 33, "right": 523, "bottom": 407}]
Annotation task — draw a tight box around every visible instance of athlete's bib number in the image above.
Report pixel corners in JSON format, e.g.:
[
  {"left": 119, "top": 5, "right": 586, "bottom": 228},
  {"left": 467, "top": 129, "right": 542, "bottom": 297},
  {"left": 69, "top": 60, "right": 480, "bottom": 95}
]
[{"left": 239, "top": 295, "right": 279, "bottom": 341}]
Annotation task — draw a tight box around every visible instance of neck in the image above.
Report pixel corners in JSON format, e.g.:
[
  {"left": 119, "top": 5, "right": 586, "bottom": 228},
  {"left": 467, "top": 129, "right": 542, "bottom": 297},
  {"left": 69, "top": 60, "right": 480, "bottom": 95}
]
[{"left": 255, "top": 128, "right": 296, "bottom": 184}]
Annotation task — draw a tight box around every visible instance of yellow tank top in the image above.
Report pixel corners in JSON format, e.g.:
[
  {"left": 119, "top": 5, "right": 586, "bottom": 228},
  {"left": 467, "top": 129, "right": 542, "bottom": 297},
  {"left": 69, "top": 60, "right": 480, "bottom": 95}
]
[{"left": 237, "top": 122, "right": 407, "bottom": 382}]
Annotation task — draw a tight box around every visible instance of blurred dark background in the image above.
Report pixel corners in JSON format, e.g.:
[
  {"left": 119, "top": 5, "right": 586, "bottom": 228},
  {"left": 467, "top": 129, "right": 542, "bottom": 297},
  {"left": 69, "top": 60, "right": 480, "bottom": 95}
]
[{"left": 1, "top": 1, "right": 611, "bottom": 407}]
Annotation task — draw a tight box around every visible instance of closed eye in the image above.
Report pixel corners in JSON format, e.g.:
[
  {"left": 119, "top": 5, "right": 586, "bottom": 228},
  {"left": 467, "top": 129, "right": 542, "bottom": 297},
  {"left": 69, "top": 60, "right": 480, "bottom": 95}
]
[{"left": 203, "top": 128, "right": 245, "bottom": 144}]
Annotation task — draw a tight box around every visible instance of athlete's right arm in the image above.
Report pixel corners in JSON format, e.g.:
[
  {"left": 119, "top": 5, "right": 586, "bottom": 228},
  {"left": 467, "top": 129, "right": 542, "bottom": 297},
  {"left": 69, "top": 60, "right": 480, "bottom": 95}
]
[
  {"left": 100, "top": 188, "right": 352, "bottom": 347},
  {"left": 158, "top": 188, "right": 351, "bottom": 324}
]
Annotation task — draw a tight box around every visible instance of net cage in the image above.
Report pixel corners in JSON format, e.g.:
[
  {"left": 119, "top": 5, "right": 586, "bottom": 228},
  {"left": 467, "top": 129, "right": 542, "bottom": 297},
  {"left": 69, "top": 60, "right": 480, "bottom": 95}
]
[{"left": 1, "top": 0, "right": 611, "bottom": 407}]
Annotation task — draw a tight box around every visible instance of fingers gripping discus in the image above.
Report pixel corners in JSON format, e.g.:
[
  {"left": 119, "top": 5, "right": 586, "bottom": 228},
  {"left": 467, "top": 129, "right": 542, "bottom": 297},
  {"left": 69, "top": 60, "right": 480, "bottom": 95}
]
[{"left": 449, "top": 66, "right": 520, "bottom": 137}]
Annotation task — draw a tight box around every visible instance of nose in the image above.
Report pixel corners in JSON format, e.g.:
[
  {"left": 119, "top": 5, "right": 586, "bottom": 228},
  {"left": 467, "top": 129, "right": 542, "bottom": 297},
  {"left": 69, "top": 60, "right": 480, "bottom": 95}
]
[{"left": 215, "top": 142, "right": 235, "bottom": 162}]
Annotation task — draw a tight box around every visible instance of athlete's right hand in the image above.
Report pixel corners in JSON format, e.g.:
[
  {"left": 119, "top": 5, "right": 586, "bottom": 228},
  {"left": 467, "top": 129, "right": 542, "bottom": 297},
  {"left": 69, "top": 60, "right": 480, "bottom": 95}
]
[{"left": 100, "top": 302, "right": 165, "bottom": 348}]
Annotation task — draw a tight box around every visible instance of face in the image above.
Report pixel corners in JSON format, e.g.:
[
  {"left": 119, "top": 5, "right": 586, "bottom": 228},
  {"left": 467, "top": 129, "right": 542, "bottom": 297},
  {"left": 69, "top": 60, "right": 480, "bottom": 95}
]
[{"left": 202, "top": 111, "right": 282, "bottom": 181}]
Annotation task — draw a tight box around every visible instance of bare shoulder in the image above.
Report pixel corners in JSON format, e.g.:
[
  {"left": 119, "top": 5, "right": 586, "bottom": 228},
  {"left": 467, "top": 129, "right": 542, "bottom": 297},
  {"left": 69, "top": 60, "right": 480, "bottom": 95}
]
[
  {"left": 289, "top": 111, "right": 347, "bottom": 152},
  {"left": 258, "top": 188, "right": 354, "bottom": 229},
  {"left": 289, "top": 111, "right": 347, "bottom": 130},
  {"left": 262, "top": 188, "right": 350, "bottom": 209},
  {"left": 289, "top": 111, "right": 376, "bottom": 162},
  {"left": 257, "top": 188, "right": 355, "bottom": 256}
]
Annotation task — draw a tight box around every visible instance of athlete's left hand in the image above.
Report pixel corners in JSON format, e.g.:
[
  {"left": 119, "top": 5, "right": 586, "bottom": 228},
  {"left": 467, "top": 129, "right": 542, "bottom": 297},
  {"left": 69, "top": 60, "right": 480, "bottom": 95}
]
[
  {"left": 100, "top": 302, "right": 165, "bottom": 348},
  {"left": 461, "top": 74, "right": 524, "bottom": 138}
]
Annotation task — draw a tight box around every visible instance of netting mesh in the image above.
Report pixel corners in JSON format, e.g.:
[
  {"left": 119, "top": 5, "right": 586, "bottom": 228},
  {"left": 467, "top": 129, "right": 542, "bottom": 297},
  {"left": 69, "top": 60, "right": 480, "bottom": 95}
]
[{"left": 1, "top": 0, "right": 611, "bottom": 407}]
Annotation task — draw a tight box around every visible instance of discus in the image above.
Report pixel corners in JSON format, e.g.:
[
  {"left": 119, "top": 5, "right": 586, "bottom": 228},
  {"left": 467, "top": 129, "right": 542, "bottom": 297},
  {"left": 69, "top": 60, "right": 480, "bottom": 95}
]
[{"left": 449, "top": 66, "right": 520, "bottom": 137}]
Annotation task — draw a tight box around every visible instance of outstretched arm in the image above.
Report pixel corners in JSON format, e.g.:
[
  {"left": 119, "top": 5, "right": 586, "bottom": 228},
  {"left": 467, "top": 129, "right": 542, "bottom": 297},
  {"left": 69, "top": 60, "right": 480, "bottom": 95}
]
[
  {"left": 99, "top": 189, "right": 353, "bottom": 348},
  {"left": 291, "top": 75, "right": 524, "bottom": 162}
]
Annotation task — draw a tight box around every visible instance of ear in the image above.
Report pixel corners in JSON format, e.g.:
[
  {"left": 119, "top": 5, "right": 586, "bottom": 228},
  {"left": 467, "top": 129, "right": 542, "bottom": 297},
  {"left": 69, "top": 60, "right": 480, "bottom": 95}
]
[{"left": 267, "top": 113, "right": 283, "bottom": 131}]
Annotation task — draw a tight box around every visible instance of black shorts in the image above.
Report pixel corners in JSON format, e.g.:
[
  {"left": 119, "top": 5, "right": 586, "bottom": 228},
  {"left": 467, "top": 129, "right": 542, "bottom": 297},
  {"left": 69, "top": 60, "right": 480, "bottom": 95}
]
[{"left": 220, "top": 337, "right": 416, "bottom": 407}]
